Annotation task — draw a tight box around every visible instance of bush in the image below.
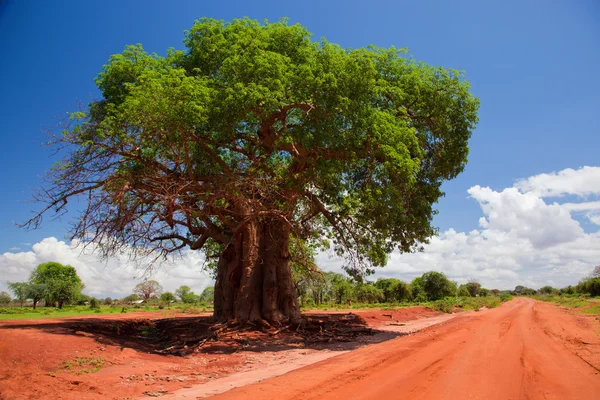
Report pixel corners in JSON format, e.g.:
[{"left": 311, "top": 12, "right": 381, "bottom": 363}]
[
  {"left": 577, "top": 277, "right": 600, "bottom": 297},
  {"left": 89, "top": 298, "right": 100, "bottom": 309},
  {"left": 500, "top": 293, "right": 513, "bottom": 302}
]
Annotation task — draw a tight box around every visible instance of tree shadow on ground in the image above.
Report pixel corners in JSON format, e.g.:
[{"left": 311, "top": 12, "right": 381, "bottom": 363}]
[{"left": 0, "top": 313, "right": 408, "bottom": 356}]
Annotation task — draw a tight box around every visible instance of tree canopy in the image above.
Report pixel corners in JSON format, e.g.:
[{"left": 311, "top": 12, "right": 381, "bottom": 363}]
[
  {"left": 133, "top": 280, "right": 163, "bottom": 300},
  {"left": 23, "top": 18, "right": 479, "bottom": 323},
  {"left": 29, "top": 262, "right": 84, "bottom": 308}
]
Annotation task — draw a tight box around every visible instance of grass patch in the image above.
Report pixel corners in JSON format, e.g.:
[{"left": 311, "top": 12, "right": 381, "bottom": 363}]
[
  {"left": 300, "top": 302, "right": 415, "bottom": 311},
  {"left": 428, "top": 296, "right": 507, "bottom": 314},
  {"left": 531, "top": 295, "right": 592, "bottom": 309},
  {"left": 0, "top": 304, "right": 214, "bottom": 320},
  {"left": 581, "top": 304, "right": 600, "bottom": 315},
  {"left": 62, "top": 356, "right": 104, "bottom": 375}
]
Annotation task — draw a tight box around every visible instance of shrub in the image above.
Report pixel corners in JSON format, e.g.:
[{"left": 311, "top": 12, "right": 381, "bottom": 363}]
[{"left": 89, "top": 298, "right": 100, "bottom": 309}]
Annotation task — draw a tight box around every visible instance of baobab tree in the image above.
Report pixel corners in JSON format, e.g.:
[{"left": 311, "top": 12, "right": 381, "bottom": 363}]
[
  {"left": 23, "top": 18, "right": 479, "bottom": 324},
  {"left": 133, "top": 280, "right": 163, "bottom": 301}
]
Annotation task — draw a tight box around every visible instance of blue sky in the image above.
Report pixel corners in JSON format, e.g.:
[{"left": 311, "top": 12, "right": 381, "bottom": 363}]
[{"left": 1, "top": 0, "right": 599, "bottom": 294}]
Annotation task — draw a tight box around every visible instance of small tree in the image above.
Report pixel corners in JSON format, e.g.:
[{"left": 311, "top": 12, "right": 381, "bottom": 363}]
[
  {"left": 133, "top": 280, "right": 163, "bottom": 301},
  {"left": 410, "top": 277, "right": 428, "bottom": 302},
  {"left": 122, "top": 294, "right": 141, "bottom": 303},
  {"left": 8, "top": 282, "right": 29, "bottom": 306},
  {"left": 26, "top": 284, "right": 47, "bottom": 309},
  {"left": 464, "top": 280, "right": 481, "bottom": 297},
  {"left": 391, "top": 280, "right": 412, "bottom": 302},
  {"left": 160, "top": 292, "right": 176, "bottom": 305},
  {"left": 89, "top": 298, "right": 100, "bottom": 309},
  {"left": 200, "top": 286, "right": 215, "bottom": 302},
  {"left": 175, "top": 286, "right": 191, "bottom": 302},
  {"left": 0, "top": 291, "right": 11, "bottom": 305},
  {"left": 419, "top": 271, "right": 456, "bottom": 301},
  {"left": 104, "top": 297, "right": 113, "bottom": 305},
  {"left": 538, "top": 286, "right": 557, "bottom": 295},
  {"left": 353, "top": 284, "right": 384, "bottom": 303},
  {"left": 330, "top": 274, "right": 354, "bottom": 304},
  {"left": 29, "top": 262, "right": 84, "bottom": 308},
  {"left": 591, "top": 265, "right": 600, "bottom": 278},
  {"left": 375, "top": 278, "right": 401, "bottom": 302}
]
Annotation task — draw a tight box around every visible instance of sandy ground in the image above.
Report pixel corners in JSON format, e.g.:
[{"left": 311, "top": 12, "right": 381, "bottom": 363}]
[
  {"left": 208, "top": 298, "right": 600, "bottom": 400},
  {"left": 0, "top": 306, "right": 443, "bottom": 399}
]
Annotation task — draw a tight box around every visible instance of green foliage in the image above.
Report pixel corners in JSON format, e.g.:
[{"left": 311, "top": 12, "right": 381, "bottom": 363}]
[
  {"left": 104, "top": 297, "right": 113, "bottom": 305},
  {"left": 457, "top": 285, "right": 471, "bottom": 297},
  {"left": 419, "top": 271, "right": 456, "bottom": 301},
  {"left": 160, "top": 292, "right": 176, "bottom": 304},
  {"left": 8, "top": 282, "right": 28, "bottom": 306},
  {"left": 353, "top": 284, "right": 384, "bottom": 304},
  {"left": 29, "top": 262, "right": 84, "bottom": 308},
  {"left": 390, "top": 280, "right": 412, "bottom": 302},
  {"left": 0, "top": 292, "right": 11, "bottom": 305},
  {"left": 513, "top": 285, "right": 536, "bottom": 296},
  {"left": 122, "top": 294, "right": 141, "bottom": 303},
  {"left": 26, "top": 283, "right": 47, "bottom": 308},
  {"left": 200, "top": 286, "right": 215, "bottom": 302},
  {"left": 133, "top": 280, "right": 162, "bottom": 300},
  {"left": 538, "top": 286, "right": 558, "bottom": 295},
  {"left": 32, "top": 17, "right": 479, "bottom": 281},
  {"left": 89, "top": 298, "right": 100, "bottom": 309},
  {"left": 375, "top": 278, "right": 400, "bottom": 302},
  {"left": 576, "top": 277, "right": 600, "bottom": 297},
  {"left": 410, "top": 276, "right": 428, "bottom": 302},
  {"left": 464, "top": 280, "right": 481, "bottom": 297},
  {"left": 175, "top": 286, "right": 191, "bottom": 302},
  {"left": 499, "top": 293, "right": 513, "bottom": 302},
  {"left": 429, "top": 296, "right": 504, "bottom": 314},
  {"left": 77, "top": 293, "right": 92, "bottom": 305}
]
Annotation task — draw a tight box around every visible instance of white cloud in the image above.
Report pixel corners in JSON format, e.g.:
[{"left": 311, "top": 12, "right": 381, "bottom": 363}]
[
  {"left": 587, "top": 212, "right": 600, "bottom": 226},
  {"left": 319, "top": 166, "right": 600, "bottom": 290},
  {"left": 514, "top": 166, "right": 600, "bottom": 198},
  {"left": 0, "top": 238, "right": 213, "bottom": 298},
  {"left": 467, "top": 186, "right": 583, "bottom": 248}
]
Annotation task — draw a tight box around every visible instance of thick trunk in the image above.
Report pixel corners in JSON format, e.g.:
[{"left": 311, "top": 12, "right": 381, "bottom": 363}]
[{"left": 214, "top": 218, "right": 300, "bottom": 325}]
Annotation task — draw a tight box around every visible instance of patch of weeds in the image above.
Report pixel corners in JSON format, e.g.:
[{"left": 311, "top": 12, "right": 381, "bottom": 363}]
[
  {"left": 62, "top": 356, "right": 105, "bottom": 375},
  {"left": 582, "top": 304, "right": 600, "bottom": 315}
]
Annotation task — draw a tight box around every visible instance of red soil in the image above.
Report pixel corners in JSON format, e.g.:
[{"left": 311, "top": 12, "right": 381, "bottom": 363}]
[
  {"left": 210, "top": 298, "right": 600, "bottom": 400},
  {"left": 3, "top": 300, "right": 597, "bottom": 399},
  {"left": 0, "top": 307, "right": 437, "bottom": 399}
]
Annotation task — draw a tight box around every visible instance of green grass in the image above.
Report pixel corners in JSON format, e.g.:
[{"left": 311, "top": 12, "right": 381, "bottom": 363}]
[
  {"left": 530, "top": 294, "right": 600, "bottom": 315},
  {"left": 300, "top": 301, "right": 416, "bottom": 311},
  {"left": 581, "top": 304, "right": 600, "bottom": 314},
  {"left": 300, "top": 295, "right": 512, "bottom": 314},
  {"left": 427, "top": 296, "right": 506, "bottom": 313},
  {"left": 0, "top": 304, "right": 214, "bottom": 321},
  {"left": 62, "top": 356, "right": 105, "bottom": 375},
  {"left": 530, "top": 294, "right": 594, "bottom": 309}
]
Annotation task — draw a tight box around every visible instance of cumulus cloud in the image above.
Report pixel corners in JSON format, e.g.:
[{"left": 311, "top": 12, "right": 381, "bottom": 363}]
[
  {"left": 0, "top": 238, "right": 214, "bottom": 298},
  {"left": 467, "top": 186, "right": 584, "bottom": 248},
  {"left": 319, "top": 166, "right": 600, "bottom": 290},
  {"left": 514, "top": 166, "right": 600, "bottom": 198}
]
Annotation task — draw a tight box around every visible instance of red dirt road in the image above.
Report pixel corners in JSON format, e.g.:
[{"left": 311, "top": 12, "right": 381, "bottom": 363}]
[{"left": 211, "top": 298, "right": 600, "bottom": 400}]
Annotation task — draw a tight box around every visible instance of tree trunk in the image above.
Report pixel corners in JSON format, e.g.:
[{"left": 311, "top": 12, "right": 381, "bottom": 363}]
[
  {"left": 214, "top": 218, "right": 300, "bottom": 325},
  {"left": 33, "top": 300, "right": 37, "bottom": 310}
]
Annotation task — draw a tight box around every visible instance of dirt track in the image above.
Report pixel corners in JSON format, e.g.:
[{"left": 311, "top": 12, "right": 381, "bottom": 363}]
[{"left": 210, "top": 298, "right": 600, "bottom": 400}]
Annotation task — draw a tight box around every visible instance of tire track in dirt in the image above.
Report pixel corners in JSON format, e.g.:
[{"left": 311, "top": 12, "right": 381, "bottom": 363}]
[{"left": 208, "top": 298, "right": 600, "bottom": 400}]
